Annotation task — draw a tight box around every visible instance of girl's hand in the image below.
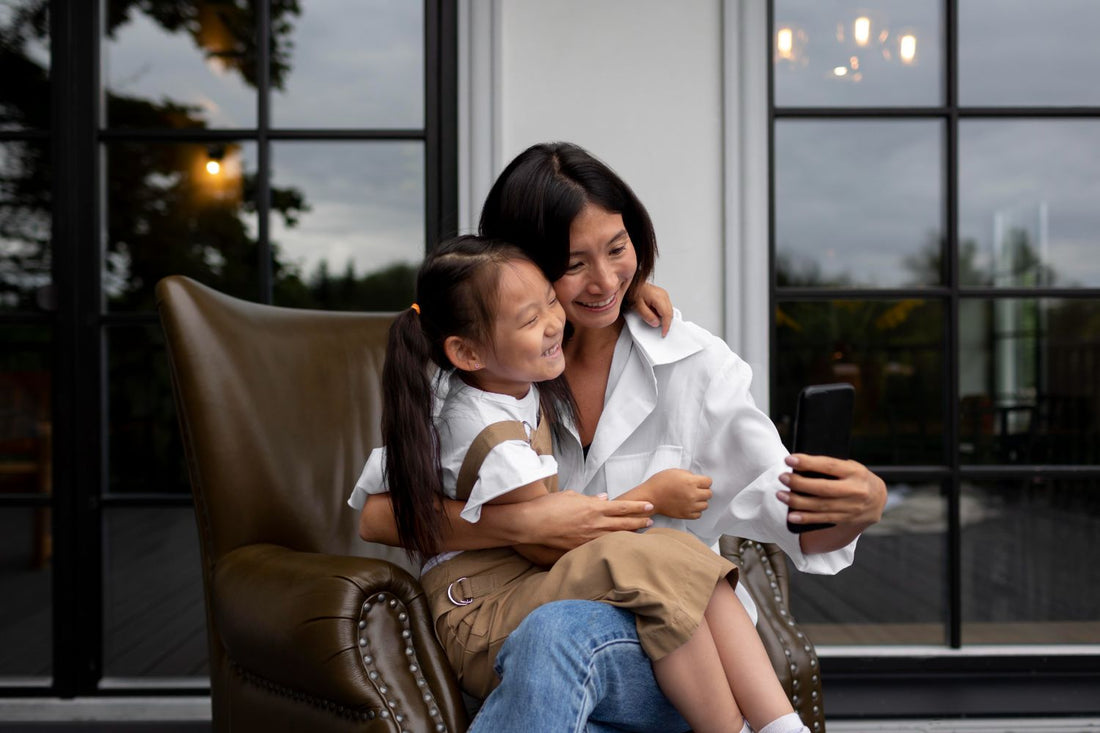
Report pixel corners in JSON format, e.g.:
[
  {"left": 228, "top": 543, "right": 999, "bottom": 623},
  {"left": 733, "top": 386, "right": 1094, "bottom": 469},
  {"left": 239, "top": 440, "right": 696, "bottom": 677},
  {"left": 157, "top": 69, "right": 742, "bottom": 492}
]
[
  {"left": 778, "top": 454, "right": 887, "bottom": 530},
  {"left": 633, "top": 282, "right": 673, "bottom": 336},
  {"left": 639, "top": 468, "right": 713, "bottom": 520}
]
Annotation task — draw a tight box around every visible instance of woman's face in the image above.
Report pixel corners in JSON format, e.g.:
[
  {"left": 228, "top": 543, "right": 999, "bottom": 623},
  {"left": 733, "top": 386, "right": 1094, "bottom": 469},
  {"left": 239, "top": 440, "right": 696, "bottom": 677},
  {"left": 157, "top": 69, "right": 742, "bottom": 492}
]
[{"left": 556, "top": 202, "right": 638, "bottom": 332}]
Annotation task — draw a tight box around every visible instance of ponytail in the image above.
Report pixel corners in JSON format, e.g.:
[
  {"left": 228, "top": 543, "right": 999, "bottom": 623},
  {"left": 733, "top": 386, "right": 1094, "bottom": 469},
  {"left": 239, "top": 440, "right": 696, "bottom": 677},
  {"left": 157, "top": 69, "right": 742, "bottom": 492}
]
[{"left": 381, "top": 307, "right": 445, "bottom": 559}]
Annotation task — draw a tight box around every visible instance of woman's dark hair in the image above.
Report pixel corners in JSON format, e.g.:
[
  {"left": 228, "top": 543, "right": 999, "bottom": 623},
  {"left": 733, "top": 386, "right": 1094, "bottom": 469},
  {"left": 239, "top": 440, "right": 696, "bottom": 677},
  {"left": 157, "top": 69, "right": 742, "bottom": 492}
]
[
  {"left": 478, "top": 141, "right": 658, "bottom": 312},
  {"left": 382, "top": 235, "right": 574, "bottom": 559}
]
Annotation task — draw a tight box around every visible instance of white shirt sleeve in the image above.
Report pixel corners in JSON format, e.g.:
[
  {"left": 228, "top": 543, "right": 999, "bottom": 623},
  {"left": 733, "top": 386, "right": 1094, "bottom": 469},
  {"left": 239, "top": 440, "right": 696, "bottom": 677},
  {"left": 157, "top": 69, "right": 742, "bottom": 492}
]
[
  {"left": 689, "top": 352, "right": 858, "bottom": 574},
  {"left": 459, "top": 440, "right": 558, "bottom": 523},
  {"left": 347, "top": 446, "right": 387, "bottom": 511}
]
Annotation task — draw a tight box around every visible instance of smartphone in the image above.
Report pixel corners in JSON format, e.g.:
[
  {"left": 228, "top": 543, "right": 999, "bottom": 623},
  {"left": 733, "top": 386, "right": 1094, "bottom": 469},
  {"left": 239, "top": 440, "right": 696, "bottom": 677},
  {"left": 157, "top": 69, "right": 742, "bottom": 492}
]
[{"left": 787, "top": 383, "right": 855, "bottom": 533}]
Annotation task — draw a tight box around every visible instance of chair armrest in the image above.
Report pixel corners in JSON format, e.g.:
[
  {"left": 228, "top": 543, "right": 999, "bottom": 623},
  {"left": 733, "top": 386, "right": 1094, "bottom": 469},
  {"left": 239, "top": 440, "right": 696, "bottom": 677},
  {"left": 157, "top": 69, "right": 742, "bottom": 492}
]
[
  {"left": 719, "top": 536, "right": 826, "bottom": 733},
  {"left": 213, "top": 543, "right": 468, "bottom": 732}
]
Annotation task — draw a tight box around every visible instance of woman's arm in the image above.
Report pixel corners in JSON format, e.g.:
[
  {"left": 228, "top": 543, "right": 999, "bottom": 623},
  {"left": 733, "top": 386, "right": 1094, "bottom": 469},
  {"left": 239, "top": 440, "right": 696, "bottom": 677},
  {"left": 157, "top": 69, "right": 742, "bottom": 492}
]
[
  {"left": 777, "top": 454, "right": 888, "bottom": 554},
  {"left": 358, "top": 490, "right": 655, "bottom": 551}
]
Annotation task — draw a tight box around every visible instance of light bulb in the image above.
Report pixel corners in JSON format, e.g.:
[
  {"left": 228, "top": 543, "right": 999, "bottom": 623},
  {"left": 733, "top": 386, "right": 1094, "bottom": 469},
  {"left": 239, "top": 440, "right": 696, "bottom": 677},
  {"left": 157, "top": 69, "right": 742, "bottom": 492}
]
[
  {"left": 854, "top": 17, "right": 870, "bottom": 46},
  {"left": 777, "top": 27, "right": 793, "bottom": 57},
  {"left": 206, "top": 160, "right": 221, "bottom": 175},
  {"left": 900, "top": 34, "right": 917, "bottom": 63}
]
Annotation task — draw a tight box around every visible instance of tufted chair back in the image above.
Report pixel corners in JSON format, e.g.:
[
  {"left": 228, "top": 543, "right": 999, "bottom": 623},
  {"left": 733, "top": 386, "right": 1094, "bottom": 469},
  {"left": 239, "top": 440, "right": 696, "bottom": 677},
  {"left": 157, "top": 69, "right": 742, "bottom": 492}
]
[{"left": 157, "top": 275, "right": 466, "bottom": 732}]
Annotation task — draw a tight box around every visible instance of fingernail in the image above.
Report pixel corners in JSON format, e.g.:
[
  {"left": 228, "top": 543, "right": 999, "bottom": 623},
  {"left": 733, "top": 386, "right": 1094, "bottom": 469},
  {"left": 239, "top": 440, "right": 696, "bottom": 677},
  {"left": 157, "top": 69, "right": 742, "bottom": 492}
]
[
  {"left": 643, "top": 502, "right": 654, "bottom": 512},
  {"left": 645, "top": 518, "right": 654, "bottom": 527},
  {"left": 785, "top": 454, "right": 800, "bottom": 466},
  {"left": 778, "top": 472, "right": 791, "bottom": 485},
  {"left": 597, "top": 492, "right": 608, "bottom": 500},
  {"left": 788, "top": 512, "right": 803, "bottom": 524},
  {"left": 777, "top": 490, "right": 790, "bottom": 503}
]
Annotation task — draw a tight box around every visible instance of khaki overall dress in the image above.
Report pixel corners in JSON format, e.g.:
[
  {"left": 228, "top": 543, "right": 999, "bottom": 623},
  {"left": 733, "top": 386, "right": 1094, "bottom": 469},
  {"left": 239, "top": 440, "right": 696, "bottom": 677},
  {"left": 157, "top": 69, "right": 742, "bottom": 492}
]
[{"left": 418, "top": 415, "right": 739, "bottom": 698}]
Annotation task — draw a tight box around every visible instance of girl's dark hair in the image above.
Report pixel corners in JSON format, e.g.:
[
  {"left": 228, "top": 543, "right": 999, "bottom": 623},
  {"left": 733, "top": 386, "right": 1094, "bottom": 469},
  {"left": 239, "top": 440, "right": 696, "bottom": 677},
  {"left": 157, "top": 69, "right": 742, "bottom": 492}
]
[
  {"left": 478, "top": 141, "right": 658, "bottom": 312},
  {"left": 382, "top": 235, "right": 575, "bottom": 559}
]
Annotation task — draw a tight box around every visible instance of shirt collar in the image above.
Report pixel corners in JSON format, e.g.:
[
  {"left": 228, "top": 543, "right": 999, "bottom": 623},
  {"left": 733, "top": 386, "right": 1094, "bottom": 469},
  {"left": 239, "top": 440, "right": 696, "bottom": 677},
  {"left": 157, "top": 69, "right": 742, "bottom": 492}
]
[{"left": 623, "top": 309, "right": 705, "bottom": 367}]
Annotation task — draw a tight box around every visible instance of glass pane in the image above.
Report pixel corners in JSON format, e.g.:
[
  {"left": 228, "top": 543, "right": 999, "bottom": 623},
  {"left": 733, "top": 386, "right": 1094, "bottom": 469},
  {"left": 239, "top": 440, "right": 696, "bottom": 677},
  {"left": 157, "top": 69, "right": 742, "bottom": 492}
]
[
  {"left": 104, "top": 141, "right": 258, "bottom": 311},
  {"left": 0, "top": 508, "right": 52, "bottom": 678},
  {"left": 104, "top": 507, "right": 207, "bottom": 678},
  {"left": 958, "top": 298, "right": 1100, "bottom": 465},
  {"left": 774, "top": 299, "right": 945, "bottom": 466},
  {"left": 959, "top": 0, "right": 1100, "bottom": 107},
  {"left": 103, "top": 0, "right": 257, "bottom": 128},
  {"left": 0, "top": 1, "right": 50, "bottom": 130},
  {"left": 0, "top": 326, "right": 52, "bottom": 500},
  {"left": 1, "top": 139, "right": 51, "bottom": 311},
  {"left": 962, "top": 479, "right": 1100, "bottom": 645},
  {"left": 270, "top": 141, "right": 423, "bottom": 310},
  {"left": 106, "top": 326, "right": 188, "bottom": 495},
  {"left": 959, "top": 120, "right": 1100, "bottom": 288},
  {"left": 774, "top": 0, "right": 942, "bottom": 107},
  {"left": 775, "top": 120, "right": 943, "bottom": 288},
  {"left": 790, "top": 481, "right": 946, "bottom": 646},
  {"left": 271, "top": 0, "right": 423, "bottom": 128}
]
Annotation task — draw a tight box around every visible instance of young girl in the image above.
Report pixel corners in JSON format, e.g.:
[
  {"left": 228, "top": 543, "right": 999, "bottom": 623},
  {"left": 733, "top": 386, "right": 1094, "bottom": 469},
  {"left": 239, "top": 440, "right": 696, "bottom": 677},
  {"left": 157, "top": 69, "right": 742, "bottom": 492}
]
[{"left": 349, "top": 235, "right": 810, "bottom": 733}]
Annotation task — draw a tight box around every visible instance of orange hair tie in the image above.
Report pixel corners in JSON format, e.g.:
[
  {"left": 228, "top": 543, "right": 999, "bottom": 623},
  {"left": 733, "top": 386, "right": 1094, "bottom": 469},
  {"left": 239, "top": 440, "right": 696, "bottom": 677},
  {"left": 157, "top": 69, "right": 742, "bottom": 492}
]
[{"left": 410, "top": 303, "right": 420, "bottom": 314}]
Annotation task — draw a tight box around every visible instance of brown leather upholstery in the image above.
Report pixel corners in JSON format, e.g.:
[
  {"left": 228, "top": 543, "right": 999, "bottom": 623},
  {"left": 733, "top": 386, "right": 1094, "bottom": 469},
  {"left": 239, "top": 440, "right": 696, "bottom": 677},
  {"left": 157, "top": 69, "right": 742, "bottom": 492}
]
[
  {"left": 157, "top": 275, "right": 468, "bottom": 733},
  {"left": 719, "top": 536, "right": 826, "bottom": 733},
  {"left": 157, "top": 274, "right": 825, "bottom": 732}
]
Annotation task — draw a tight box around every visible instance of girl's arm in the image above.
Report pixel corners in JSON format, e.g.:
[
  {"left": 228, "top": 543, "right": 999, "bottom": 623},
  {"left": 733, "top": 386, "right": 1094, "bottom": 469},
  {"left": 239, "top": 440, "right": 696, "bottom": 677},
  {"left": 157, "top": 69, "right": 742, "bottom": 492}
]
[
  {"left": 616, "top": 468, "right": 713, "bottom": 520},
  {"left": 358, "top": 489, "right": 655, "bottom": 551},
  {"left": 634, "top": 282, "right": 673, "bottom": 336}
]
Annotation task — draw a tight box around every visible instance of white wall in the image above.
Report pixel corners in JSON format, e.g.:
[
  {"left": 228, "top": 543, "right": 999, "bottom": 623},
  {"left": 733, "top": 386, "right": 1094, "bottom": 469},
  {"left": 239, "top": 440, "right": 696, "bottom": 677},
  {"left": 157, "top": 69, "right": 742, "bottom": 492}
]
[{"left": 459, "top": 0, "right": 770, "bottom": 404}]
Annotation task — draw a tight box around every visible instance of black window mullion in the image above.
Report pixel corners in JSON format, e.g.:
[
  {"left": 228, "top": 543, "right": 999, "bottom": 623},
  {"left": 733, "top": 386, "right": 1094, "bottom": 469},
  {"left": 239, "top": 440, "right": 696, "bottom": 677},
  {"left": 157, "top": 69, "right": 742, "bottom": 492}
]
[
  {"left": 256, "top": 1, "right": 272, "bottom": 302},
  {"left": 944, "top": 0, "right": 962, "bottom": 650},
  {"left": 49, "top": 0, "right": 104, "bottom": 696}
]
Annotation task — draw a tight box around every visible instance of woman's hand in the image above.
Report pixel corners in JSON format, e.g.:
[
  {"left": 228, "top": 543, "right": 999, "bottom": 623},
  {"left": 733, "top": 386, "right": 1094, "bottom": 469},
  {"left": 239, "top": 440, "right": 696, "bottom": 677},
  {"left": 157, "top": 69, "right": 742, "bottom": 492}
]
[
  {"left": 777, "top": 454, "right": 887, "bottom": 553},
  {"left": 636, "top": 468, "right": 713, "bottom": 520},
  {"left": 518, "top": 490, "right": 655, "bottom": 550},
  {"left": 633, "top": 281, "right": 673, "bottom": 336}
]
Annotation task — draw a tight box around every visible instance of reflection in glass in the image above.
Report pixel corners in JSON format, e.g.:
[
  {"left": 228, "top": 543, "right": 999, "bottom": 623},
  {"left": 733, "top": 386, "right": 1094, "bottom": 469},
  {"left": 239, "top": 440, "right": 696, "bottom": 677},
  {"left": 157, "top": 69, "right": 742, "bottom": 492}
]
[
  {"left": 270, "top": 142, "right": 423, "bottom": 310},
  {"left": 959, "top": 0, "right": 1100, "bottom": 107},
  {"left": 959, "top": 298, "right": 1100, "bottom": 465},
  {"left": 774, "top": 0, "right": 942, "bottom": 107},
  {"left": 961, "top": 479, "right": 1100, "bottom": 645},
  {"left": 774, "top": 299, "right": 945, "bottom": 466},
  {"left": 959, "top": 120, "right": 1100, "bottom": 288},
  {"left": 775, "top": 120, "right": 943, "bottom": 288},
  {"left": 104, "top": 508, "right": 206, "bottom": 677},
  {"left": 0, "top": 1, "right": 50, "bottom": 130},
  {"left": 106, "top": 326, "right": 187, "bottom": 495},
  {"left": 789, "top": 482, "right": 946, "bottom": 646},
  {"left": 271, "top": 0, "right": 423, "bottom": 129},
  {"left": 0, "top": 509, "right": 52, "bottom": 678},
  {"left": 0, "top": 140, "right": 50, "bottom": 311},
  {"left": 0, "top": 326, "right": 51, "bottom": 501},
  {"left": 103, "top": 141, "right": 262, "bottom": 311},
  {"left": 102, "top": 0, "right": 267, "bottom": 128}
]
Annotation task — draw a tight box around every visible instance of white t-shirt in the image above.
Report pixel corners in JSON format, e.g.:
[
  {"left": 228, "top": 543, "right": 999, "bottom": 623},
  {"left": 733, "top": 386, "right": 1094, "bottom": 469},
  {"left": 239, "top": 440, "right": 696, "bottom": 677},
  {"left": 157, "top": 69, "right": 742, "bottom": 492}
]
[{"left": 347, "top": 371, "right": 557, "bottom": 524}]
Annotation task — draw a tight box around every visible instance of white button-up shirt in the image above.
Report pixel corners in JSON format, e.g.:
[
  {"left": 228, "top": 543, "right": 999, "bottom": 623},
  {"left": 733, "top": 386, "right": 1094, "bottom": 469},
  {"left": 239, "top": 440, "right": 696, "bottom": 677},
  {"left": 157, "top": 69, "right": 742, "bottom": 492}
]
[{"left": 554, "top": 310, "right": 858, "bottom": 580}]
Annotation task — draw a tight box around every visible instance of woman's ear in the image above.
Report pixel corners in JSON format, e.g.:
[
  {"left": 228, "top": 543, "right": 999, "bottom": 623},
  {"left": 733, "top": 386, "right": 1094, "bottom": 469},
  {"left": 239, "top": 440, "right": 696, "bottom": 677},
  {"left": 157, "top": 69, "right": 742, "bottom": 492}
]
[{"left": 444, "top": 335, "right": 484, "bottom": 372}]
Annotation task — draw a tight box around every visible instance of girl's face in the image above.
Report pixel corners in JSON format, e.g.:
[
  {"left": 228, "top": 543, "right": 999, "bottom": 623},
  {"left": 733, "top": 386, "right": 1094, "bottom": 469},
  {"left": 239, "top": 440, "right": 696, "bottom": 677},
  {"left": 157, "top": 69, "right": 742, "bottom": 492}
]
[
  {"left": 556, "top": 202, "right": 638, "bottom": 333},
  {"left": 472, "top": 259, "right": 567, "bottom": 398}
]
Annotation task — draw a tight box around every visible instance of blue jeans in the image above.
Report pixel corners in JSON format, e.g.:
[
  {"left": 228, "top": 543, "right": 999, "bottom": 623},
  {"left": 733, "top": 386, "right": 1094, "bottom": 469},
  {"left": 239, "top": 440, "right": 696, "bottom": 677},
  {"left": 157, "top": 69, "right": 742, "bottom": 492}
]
[{"left": 468, "top": 600, "right": 690, "bottom": 733}]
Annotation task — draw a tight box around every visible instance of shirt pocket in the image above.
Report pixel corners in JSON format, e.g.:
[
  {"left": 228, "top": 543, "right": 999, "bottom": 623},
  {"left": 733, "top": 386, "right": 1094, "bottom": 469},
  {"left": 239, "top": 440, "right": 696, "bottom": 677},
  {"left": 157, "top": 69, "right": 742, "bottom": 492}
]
[{"left": 603, "top": 444, "right": 685, "bottom": 499}]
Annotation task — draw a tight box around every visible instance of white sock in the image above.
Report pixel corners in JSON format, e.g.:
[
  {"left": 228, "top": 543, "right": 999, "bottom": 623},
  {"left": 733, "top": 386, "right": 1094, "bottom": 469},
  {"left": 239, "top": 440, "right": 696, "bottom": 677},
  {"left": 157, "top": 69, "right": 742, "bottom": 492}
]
[{"left": 757, "top": 712, "right": 810, "bottom": 733}]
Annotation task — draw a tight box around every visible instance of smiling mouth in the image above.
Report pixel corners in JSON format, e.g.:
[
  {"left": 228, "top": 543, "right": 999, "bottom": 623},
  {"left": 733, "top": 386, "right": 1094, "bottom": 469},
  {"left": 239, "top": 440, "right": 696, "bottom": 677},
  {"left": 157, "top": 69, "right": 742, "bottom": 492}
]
[
  {"left": 542, "top": 343, "right": 562, "bottom": 358},
  {"left": 577, "top": 294, "right": 616, "bottom": 310}
]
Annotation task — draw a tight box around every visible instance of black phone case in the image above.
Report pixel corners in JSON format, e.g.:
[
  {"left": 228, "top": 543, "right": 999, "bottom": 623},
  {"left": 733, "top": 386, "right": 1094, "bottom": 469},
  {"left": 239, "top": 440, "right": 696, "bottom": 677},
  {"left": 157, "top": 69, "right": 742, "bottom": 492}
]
[{"left": 787, "top": 383, "right": 855, "bottom": 533}]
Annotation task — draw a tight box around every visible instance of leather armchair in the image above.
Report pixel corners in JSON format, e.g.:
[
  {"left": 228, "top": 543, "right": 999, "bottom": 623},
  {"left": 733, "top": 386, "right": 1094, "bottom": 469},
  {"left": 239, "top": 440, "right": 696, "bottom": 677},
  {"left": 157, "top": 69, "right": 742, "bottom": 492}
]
[
  {"left": 157, "top": 275, "right": 825, "bottom": 732},
  {"left": 157, "top": 275, "right": 467, "bottom": 732}
]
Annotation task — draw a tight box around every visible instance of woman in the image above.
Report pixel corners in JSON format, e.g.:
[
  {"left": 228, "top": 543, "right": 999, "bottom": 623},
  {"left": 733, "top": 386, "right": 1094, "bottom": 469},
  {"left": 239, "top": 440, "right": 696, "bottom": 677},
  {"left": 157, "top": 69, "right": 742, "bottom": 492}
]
[{"left": 358, "top": 142, "right": 887, "bottom": 731}]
